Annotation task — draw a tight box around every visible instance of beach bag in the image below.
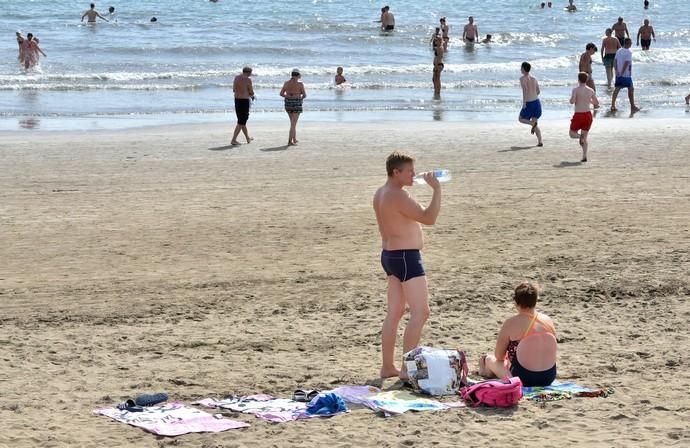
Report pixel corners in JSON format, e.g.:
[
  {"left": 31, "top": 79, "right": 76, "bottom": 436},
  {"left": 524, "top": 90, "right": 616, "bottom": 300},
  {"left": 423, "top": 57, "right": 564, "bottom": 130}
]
[
  {"left": 403, "top": 347, "right": 469, "bottom": 396},
  {"left": 459, "top": 376, "right": 523, "bottom": 407}
]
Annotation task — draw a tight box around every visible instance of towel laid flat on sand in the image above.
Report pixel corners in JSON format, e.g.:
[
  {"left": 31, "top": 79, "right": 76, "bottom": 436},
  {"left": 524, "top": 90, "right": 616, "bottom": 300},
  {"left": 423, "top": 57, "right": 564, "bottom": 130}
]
[
  {"left": 194, "top": 395, "right": 345, "bottom": 423},
  {"left": 522, "top": 381, "right": 614, "bottom": 402},
  {"left": 361, "top": 390, "right": 465, "bottom": 416},
  {"left": 95, "top": 402, "right": 249, "bottom": 436}
]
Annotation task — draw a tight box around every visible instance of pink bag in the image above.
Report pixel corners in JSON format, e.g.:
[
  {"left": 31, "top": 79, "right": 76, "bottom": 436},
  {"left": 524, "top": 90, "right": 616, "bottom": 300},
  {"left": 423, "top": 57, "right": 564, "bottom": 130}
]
[{"left": 459, "top": 377, "right": 523, "bottom": 407}]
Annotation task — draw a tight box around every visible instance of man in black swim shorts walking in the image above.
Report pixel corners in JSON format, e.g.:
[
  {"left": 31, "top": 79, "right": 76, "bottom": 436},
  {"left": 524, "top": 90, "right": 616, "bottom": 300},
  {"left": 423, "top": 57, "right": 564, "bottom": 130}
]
[
  {"left": 231, "top": 67, "right": 255, "bottom": 146},
  {"left": 373, "top": 152, "right": 443, "bottom": 380}
]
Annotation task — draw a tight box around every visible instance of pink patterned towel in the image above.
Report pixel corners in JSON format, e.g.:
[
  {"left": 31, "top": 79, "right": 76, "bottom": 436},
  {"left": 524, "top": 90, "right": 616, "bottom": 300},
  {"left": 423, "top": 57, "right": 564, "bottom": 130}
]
[{"left": 95, "top": 402, "right": 249, "bottom": 436}]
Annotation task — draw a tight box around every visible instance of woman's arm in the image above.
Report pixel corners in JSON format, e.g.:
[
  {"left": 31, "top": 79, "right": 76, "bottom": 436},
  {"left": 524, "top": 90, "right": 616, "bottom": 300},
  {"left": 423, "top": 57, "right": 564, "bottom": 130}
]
[{"left": 493, "top": 321, "right": 511, "bottom": 360}]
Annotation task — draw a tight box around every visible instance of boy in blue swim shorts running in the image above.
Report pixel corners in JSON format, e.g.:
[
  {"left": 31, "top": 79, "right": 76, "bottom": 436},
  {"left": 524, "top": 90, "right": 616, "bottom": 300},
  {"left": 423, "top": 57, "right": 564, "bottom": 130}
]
[{"left": 519, "top": 62, "right": 544, "bottom": 147}]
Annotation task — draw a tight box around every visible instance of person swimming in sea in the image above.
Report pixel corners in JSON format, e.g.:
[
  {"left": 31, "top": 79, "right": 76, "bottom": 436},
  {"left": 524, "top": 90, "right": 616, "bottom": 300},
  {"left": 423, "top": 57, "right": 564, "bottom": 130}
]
[{"left": 335, "top": 67, "right": 346, "bottom": 86}]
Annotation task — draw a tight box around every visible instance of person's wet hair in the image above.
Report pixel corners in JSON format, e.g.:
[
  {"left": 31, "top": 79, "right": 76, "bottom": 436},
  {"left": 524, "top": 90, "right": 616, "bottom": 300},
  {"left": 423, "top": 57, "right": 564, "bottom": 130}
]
[
  {"left": 586, "top": 43, "right": 597, "bottom": 51},
  {"left": 578, "top": 72, "right": 588, "bottom": 83},
  {"left": 386, "top": 151, "right": 415, "bottom": 177},
  {"left": 521, "top": 61, "right": 531, "bottom": 73},
  {"left": 91, "top": 3, "right": 95, "bottom": 8},
  {"left": 243, "top": 66, "right": 252, "bottom": 74},
  {"left": 514, "top": 282, "right": 539, "bottom": 309}
]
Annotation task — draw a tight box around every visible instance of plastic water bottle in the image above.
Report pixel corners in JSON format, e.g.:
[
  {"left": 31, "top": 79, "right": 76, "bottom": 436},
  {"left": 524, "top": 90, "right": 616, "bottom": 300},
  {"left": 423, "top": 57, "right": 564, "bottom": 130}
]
[{"left": 413, "top": 169, "right": 452, "bottom": 185}]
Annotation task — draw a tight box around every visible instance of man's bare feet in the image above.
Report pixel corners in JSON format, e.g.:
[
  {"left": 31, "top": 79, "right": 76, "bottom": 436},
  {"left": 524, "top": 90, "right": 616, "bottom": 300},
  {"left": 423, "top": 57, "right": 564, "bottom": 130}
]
[
  {"left": 537, "top": 142, "right": 543, "bottom": 147},
  {"left": 380, "top": 367, "right": 401, "bottom": 379},
  {"left": 631, "top": 106, "right": 641, "bottom": 112},
  {"left": 231, "top": 141, "right": 241, "bottom": 146},
  {"left": 610, "top": 106, "right": 618, "bottom": 112},
  {"left": 246, "top": 137, "right": 254, "bottom": 144}
]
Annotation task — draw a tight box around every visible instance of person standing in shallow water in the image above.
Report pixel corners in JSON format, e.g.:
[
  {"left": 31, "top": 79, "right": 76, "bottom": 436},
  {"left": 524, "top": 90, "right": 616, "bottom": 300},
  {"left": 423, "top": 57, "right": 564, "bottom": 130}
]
[
  {"left": 373, "top": 151, "right": 442, "bottom": 380},
  {"left": 280, "top": 69, "right": 306, "bottom": 146},
  {"left": 601, "top": 28, "right": 621, "bottom": 89},
  {"left": 81, "top": 3, "right": 109, "bottom": 23},
  {"left": 231, "top": 67, "right": 255, "bottom": 146},
  {"left": 20, "top": 33, "right": 46, "bottom": 70}
]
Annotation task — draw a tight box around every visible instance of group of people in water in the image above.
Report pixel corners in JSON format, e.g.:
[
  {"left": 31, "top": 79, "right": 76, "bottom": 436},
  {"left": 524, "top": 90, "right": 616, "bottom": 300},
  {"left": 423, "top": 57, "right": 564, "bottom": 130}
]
[{"left": 374, "top": 152, "right": 558, "bottom": 386}]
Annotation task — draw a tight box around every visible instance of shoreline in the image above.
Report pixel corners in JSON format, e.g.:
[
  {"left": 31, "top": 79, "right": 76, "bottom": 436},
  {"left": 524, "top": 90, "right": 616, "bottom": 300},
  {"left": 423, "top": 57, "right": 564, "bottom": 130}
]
[{"left": 1, "top": 106, "right": 689, "bottom": 133}]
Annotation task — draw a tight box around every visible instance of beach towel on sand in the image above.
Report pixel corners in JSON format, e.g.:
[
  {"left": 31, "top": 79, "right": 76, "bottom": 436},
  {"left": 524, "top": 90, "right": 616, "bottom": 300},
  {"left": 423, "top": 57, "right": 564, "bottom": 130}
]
[
  {"left": 362, "top": 390, "right": 465, "bottom": 416},
  {"left": 194, "top": 395, "right": 346, "bottom": 423},
  {"left": 522, "top": 381, "right": 614, "bottom": 402},
  {"left": 95, "top": 402, "right": 249, "bottom": 436}
]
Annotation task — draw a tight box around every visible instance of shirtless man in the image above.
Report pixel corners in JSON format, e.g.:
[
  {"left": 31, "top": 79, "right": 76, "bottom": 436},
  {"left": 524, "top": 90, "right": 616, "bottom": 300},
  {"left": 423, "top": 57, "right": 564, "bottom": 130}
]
[
  {"left": 81, "top": 3, "right": 109, "bottom": 23},
  {"left": 566, "top": 0, "right": 577, "bottom": 12},
  {"left": 636, "top": 19, "right": 656, "bottom": 50},
  {"left": 612, "top": 17, "right": 629, "bottom": 46},
  {"left": 440, "top": 17, "right": 449, "bottom": 51},
  {"left": 611, "top": 38, "right": 640, "bottom": 112},
  {"left": 231, "top": 67, "right": 255, "bottom": 146},
  {"left": 381, "top": 6, "right": 395, "bottom": 31},
  {"left": 463, "top": 16, "right": 479, "bottom": 43},
  {"left": 373, "top": 152, "right": 442, "bottom": 379},
  {"left": 335, "top": 66, "right": 346, "bottom": 85},
  {"left": 579, "top": 43, "right": 597, "bottom": 93},
  {"left": 432, "top": 41, "right": 444, "bottom": 95},
  {"left": 570, "top": 72, "right": 599, "bottom": 162},
  {"left": 518, "top": 62, "right": 543, "bottom": 147},
  {"left": 601, "top": 28, "right": 621, "bottom": 88}
]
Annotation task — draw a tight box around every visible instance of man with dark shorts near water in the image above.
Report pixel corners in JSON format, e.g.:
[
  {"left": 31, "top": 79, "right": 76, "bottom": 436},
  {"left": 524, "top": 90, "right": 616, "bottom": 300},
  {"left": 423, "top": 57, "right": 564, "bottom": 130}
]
[
  {"left": 463, "top": 16, "right": 479, "bottom": 43},
  {"left": 601, "top": 28, "right": 620, "bottom": 88},
  {"left": 432, "top": 40, "right": 444, "bottom": 95},
  {"left": 611, "top": 38, "right": 640, "bottom": 112},
  {"left": 519, "top": 62, "right": 544, "bottom": 147},
  {"left": 570, "top": 72, "right": 599, "bottom": 162},
  {"left": 612, "top": 17, "right": 629, "bottom": 46},
  {"left": 231, "top": 67, "right": 255, "bottom": 146},
  {"left": 373, "top": 152, "right": 442, "bottom": 380},
  {"left": 381, "top": 6, "right": 395, "bottom": 31},
  {"left": 637, "top": 19, "right": 656, "bottom": 50}
]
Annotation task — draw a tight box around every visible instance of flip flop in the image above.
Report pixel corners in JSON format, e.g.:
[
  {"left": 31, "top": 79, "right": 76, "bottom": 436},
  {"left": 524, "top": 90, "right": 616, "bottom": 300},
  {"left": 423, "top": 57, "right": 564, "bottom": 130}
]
[
  {"left": 134, "top": 392, "right": 168, "bottom": 407},
  {"left": 292, "top": 389, "right": 308, "bottom": 402},
  {"left": 117, "top": 399, "right": 144, "bottom": 412}
]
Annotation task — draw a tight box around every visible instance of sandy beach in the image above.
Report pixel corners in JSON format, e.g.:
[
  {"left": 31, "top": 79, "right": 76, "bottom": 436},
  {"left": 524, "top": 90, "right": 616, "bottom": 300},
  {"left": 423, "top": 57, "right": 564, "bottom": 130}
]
[{"left": 1, "top": 118, "right": 688, "bottom": 447}]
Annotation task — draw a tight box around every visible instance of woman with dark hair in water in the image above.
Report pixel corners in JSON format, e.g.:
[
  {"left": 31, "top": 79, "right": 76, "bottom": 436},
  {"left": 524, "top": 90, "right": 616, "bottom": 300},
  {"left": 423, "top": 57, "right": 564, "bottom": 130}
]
[{"left": 20, "top": 33, "right": 46, "bottom": 70}]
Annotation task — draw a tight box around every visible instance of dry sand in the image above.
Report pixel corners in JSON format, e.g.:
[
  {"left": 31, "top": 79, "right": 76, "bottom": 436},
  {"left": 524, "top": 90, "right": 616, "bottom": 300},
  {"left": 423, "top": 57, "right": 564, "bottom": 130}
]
[{"left": 0, "top": 118, "right": 689, "bottom": 447}]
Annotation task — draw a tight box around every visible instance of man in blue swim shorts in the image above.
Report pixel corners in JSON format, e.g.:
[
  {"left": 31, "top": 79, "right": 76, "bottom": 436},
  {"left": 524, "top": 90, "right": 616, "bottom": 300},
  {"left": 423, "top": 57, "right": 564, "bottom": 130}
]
[
  {"left": 518, "top": 62, "right": 544, "bottom": 146},
  {"left": 611, "top": 38, "right": 640, "bottom": 112},
  {"left": 373, "top": 151, "right": 442, "bottom": 380}
]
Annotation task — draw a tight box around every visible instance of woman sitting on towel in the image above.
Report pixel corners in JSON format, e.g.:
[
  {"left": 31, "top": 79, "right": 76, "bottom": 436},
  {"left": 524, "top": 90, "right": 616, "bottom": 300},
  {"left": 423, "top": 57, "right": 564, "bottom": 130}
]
[{"left": 478, "top": 281, "right": 557, "bottom": 387}]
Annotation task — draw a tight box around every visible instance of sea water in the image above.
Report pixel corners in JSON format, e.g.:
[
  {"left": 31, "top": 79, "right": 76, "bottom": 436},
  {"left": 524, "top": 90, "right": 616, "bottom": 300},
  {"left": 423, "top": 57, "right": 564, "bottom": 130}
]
[{"left": 1, "top": 0, "right": 689, "bottom": 129}]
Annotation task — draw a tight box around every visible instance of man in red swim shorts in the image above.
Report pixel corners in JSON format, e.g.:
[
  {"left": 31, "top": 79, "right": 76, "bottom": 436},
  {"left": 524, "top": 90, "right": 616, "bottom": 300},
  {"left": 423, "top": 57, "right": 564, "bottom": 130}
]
[{"left": 569, "top": 72, "right": 599, "bottom": 162}]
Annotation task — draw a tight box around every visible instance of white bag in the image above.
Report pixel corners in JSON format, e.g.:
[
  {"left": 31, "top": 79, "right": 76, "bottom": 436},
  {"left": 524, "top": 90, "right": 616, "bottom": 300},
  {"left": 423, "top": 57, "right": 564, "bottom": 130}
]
[{"left": 403, "top": 346, "right": 469, "bottom": 396}]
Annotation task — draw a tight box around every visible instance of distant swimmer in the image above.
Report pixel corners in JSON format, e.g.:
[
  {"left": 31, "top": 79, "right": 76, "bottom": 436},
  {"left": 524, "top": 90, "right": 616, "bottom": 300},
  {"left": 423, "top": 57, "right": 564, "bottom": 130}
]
[
  {"left": 644, "top": 0, "right": 650, "bottom": 9},
  {"left": 19, "top": 33, "right": 46, "bottom": 70},
  {"left": 566, "top": 0, "right": 577, "bottom": 12},
  {"left": 547, "top": 2, "right": 553, "bottom": 7},
  {"left": 612, "top": 17, "right": 629, "bottom": 46},
  {"left": 685, "top": 93, "right": 690, "bottom": 105},
  {"left": 231, "top": 67, "right": 255, "bottom": 146},
  {"left": 108, "top": 6, "right": 115, "bottom": 15},
  {"left": 150, "top": 17, "right": 158, "bottom": 23},
  {"left": 611, "top": 38, "right": 640, "bottom": 112},
  {"left": 481, "top": 34, "right": 492, "bottom": 44},
  {"left": 518, "top": 62, "right": 543, "bottom": 147},
  {"left": 381, "top": 6, "right": 395, "bottom": 31},
  {"left": 462, "top": 16, "right": 479, "bottom": 43},
  {"left": 579, "top": 43, "right": 598, "bottom": 94},
  {"left": 280, "top": 69, "right": 306, "bottom": 146},
  {"left": 440, "top": 17, "right": 449, "bottom": 51},
  {"left": 601, "top": 28, "right": 621, "bottom": 88},
  {"left": 81, "top": 3, "right": 109, "bottom": 23},
  {"left": 540, "top": 2, "right": 545, "bottom": 8},
  {"left": 335, "top": 66, "right": 346, "bottom": 85},
  {"left": 570, "top": 72, "right": 599, "bottom": 162},
  {"left": 432, "top": 40, "right": 444, "bottom": 95},
  {"left": 636, "top": 19, "right": 656, "bottom": 50}
]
